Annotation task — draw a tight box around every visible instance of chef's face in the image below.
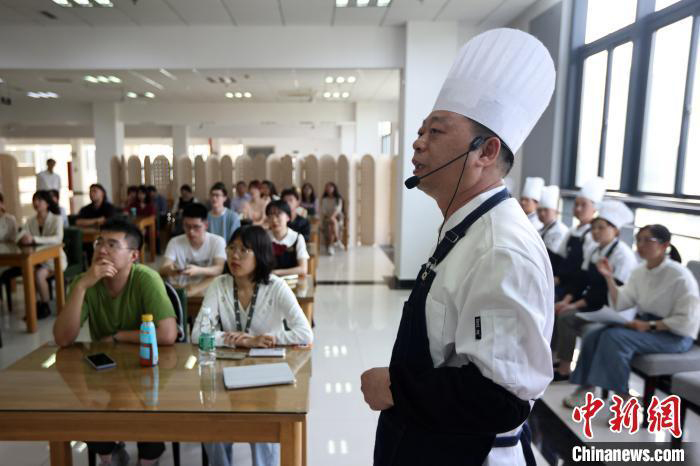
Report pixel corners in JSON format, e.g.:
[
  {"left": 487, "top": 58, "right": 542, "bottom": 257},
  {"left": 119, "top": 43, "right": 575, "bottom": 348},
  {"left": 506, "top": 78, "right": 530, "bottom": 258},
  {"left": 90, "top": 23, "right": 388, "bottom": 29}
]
[
  {"left": 536, "top": 207, "right": 557, "bottom": 225},
  {"left": 574, "top": 197, "right": 595, "bottom": 223},
  {"left": 519, "top": 197, "right": 538, "bottom": 215},
  {"left": 412, "top": 111, "right": 497, "bottom": 201},
  {"left": 591, "top": 218, "right": 618, "bottom": 245}
]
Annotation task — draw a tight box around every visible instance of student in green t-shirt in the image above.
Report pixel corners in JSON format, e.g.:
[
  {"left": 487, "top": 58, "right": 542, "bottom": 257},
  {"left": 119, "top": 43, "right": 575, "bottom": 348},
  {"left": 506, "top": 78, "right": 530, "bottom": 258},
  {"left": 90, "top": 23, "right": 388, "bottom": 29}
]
[{"left": 53, "top": 218, "right": 176, "bottom": 466}]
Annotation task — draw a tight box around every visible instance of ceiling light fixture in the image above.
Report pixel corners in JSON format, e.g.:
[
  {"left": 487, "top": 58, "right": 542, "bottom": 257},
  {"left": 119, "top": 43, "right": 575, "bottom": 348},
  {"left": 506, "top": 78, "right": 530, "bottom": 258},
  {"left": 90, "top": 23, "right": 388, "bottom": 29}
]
[
  {"left": 356, "top": 0, "right": 370, "bottom": 6},
  {"left": 52, "top": 0, "right": 71, "bottom": 6},
  {"left": 323, "top": 91, "right": 331, "bottom": 98},
  {"left": 341, "top": 92, "right": 350, "bottom": 98},
  {"left": 347, "top": 76, "right": 356, "bottom": 83},
  {"left": 73, "top": 0, "right": 92, "bottom": 6},
  {"left": 126, "top": 92, "right": 138, "bottom": 98},
  {"left": 84, "top": 75, "right": 98, "bottom": 83},
  {"left": 336, "top": 76, "right": 345, "bottom": 84},
  {"left": 332, "top": 92, "right": 340, "bottom": 98},
  {"left": 93, "top": 0, "right": 113, "bottom": 6},
  {"left": 97, "top": 75, "right": 109, "bottom": 83},
  {"left": 144, "top": 92, "right": 155, "bottom": 99},
  {"left": 243, "top": 92, "right": 252, "bottom": 98},
  {"left": 108, "top": 75, "right": 121, "bottom": 83},
  {"left": 325, "top": 76, "right": 334, "bottom": 84},
  {"left": 234, "top": 92, "right": 243, "bottom": 98},
  {"left": 335, "top": 0, "right": 349, "bottom": 7},
  {"left": 225, "top": 92, "right": 234, "bottom": 98},
  {"left": 159, "top": 69, "right": 177, "bottom": 80},
  {"left": 377, "top": 0, "right": 391, "bottom": 6}
]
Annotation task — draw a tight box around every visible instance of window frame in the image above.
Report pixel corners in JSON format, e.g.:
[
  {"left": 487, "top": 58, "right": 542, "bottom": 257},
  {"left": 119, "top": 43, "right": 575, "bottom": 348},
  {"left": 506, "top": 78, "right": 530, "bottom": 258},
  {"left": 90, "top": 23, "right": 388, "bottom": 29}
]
[{"left": 564, "top": 0, "right": 700, "bottom": 200}]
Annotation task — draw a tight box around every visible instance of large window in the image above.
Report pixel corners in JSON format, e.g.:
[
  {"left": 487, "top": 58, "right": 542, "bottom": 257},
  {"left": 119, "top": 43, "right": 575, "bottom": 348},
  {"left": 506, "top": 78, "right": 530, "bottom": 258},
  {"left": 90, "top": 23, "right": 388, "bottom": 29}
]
[{"left": 567, "top": 0, "right": 700, "bottom": 199}]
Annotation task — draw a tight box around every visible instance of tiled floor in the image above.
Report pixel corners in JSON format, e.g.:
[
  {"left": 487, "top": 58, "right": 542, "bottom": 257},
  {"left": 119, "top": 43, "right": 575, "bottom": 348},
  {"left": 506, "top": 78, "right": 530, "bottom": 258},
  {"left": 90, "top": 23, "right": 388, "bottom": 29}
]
[{"left": 0, "top": 246, "right": 695, "bottom": 465}]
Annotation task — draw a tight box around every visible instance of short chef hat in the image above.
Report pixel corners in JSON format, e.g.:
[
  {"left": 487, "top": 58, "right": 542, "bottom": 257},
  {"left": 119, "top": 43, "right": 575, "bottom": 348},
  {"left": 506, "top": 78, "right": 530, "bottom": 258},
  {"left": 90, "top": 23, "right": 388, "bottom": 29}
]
[
  {"left": 522, "top": 177, "right": 545, "bottom": 201},
  {"left": 539, "top": 185, "right": 560, "bottom": 210},
  {"left": 578, "top": 177, "right": 606, "bottom": 204},
  {"left": 596, "top": 201, "right": 634, "bottom": 230},
  {"left": 433, "top": 28, "right": 556, "bottom": 154}
]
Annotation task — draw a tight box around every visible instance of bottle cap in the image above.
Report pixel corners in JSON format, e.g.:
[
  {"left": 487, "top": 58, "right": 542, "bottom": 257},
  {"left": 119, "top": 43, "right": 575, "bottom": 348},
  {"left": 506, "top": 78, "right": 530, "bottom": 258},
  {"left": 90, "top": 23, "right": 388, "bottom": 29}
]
[{"left": 142, "top": 314, "right": 154, "bottom": 322}]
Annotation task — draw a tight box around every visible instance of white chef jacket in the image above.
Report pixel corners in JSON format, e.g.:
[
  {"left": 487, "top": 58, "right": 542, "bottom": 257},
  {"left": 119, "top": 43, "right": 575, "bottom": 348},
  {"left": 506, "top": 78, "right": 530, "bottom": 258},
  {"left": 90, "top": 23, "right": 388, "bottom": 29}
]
[
  {"left": 557, "top": 223, "right": 597, "bottom": 260},
  {"left": 539, "top": 219, "right": 568, "bottom": 254},
  {"left": 426, "top": 186, "right": 554, "bottom": 466},
  {"left": 36, "top": 170, "right": 61, "bottom": 191},
  {"left": 583, "top": 239, "right": 638, "bottom": 284},
  {"left": 612, "top": 258, "right": 700, "bottom": 339},
  {"left": 527, "top": 211, "right": 543, "bottom": 231}
]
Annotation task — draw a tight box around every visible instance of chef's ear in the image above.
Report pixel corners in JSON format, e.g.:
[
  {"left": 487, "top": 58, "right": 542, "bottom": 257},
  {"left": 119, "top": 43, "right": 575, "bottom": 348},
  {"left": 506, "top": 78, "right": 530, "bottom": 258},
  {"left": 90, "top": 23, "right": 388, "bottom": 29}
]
[{"left": 477, "top": 136, "right": 501, "bottom": 167}]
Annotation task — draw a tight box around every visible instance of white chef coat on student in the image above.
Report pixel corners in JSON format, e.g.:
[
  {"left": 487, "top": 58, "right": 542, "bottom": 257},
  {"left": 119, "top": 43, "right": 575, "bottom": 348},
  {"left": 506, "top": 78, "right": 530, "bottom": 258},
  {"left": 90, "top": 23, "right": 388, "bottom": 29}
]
[
  {"left": 582, "top": 239, "right": 638, "bottom": 284},
  {"left": 527, "top": 211, "right": 543, "bottom": 231},
  {"left": 557, "top": 223, "right": 598, "bottom": 260},
  {"left": 425, "top": 186, "right": 554, "bottom": 466},
  {"left": 539, "top": 219, "right": 568, "bottom": 254},
  {"left": 611, "top": 258, "right": 700, "bottom": 339}
]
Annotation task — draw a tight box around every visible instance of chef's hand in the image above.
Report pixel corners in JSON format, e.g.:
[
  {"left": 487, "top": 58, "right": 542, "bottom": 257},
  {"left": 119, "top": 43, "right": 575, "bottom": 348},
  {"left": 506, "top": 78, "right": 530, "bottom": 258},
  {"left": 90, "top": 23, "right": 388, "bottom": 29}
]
[
  {"left": 361, "top": 367, "right": 394, "bottom": 411},
  {"left": 625, "top": 320, "right": 651, "bottom": 333},
  {"left": 596, "top": 258, "right": 614, "bottom": 279},
  {"left": 554, "top": 295, "right": 573, "bottom": 314}
]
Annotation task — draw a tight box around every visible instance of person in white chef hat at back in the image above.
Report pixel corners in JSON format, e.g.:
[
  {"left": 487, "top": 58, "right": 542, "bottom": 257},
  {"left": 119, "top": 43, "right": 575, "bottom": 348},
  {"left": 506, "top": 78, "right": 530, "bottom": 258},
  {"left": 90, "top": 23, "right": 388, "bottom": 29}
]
[
  {"left": 520, "top": 177, "right": 545, "bottom": 231},
  {"left": 537, "top": 185, "right": 568, "bottom": 260},
  {"left": 551, "top": 177, "right": 605, "bottom": 298},
  {"left": 360, "top": 28, "right": 555, "bottom": 466}
]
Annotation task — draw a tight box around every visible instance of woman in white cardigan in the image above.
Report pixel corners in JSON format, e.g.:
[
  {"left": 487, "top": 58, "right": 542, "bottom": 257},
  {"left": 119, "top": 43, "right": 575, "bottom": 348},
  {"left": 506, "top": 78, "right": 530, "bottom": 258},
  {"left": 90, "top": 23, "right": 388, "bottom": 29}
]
[
  {"left": 16, "top": 190, "right": 67, "bottom": 319},
  {"left": 191, "top": 225, "right": 312, "bottom": 466}
]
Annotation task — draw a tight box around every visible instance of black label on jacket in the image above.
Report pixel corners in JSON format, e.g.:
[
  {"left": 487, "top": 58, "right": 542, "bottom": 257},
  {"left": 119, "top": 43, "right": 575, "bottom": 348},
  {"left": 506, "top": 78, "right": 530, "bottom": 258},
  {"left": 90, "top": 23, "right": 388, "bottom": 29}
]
[{"left": 475, "top": 316, "right": 481, "bottom": 340}]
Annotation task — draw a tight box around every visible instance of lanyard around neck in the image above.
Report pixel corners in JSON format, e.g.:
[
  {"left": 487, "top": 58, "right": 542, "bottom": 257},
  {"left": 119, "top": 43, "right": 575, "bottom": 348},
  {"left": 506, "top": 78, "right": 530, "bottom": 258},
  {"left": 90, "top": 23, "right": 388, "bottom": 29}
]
[{"left": 233, "top": 279, "right": 260, "bottom": 333}]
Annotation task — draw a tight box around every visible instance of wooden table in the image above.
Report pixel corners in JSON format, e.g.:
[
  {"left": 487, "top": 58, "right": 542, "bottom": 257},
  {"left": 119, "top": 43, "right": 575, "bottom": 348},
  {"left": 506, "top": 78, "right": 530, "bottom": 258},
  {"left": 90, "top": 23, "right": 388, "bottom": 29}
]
[
  {"left": 0, "top": 342, "right": 311, "bottom": 466},
  {"left": 0, "top": 243, "right": 65, "bottom": 333},
  {"left": 184, "top": 275, "right": 315, "bottom": 324},
  {"left": 79, "top": 215, "right": 157, "bottom": 262}
]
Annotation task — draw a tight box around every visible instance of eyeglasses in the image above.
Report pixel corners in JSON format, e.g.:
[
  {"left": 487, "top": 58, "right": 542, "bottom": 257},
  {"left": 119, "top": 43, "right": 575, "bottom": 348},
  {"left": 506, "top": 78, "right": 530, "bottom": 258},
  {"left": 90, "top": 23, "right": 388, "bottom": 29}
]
[
  {"left": 183, "top": 223, "right": 205, "bottom": 232},
  {"left": 94, "top": 239, "right": 134, "bottom": 252},
  {"left": 635, "top": 236, "right": 660, "bottom": 245},
  {"left": 226, "top": 245, "right": 253, "bottom": 257}
]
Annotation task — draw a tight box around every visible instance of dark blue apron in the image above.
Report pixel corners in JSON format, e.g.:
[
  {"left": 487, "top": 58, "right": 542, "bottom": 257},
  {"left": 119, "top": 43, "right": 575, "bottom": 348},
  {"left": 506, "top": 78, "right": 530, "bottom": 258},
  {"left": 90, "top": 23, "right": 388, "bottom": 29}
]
[
  {"left": 374, "top": 189, "right": 536, "bottom": 466},
  {"left": 554, "top": 226, "right": 591, "bottom": 296},
  {"left": 580, "top": 240, "right": 620, "bottom": 311}
]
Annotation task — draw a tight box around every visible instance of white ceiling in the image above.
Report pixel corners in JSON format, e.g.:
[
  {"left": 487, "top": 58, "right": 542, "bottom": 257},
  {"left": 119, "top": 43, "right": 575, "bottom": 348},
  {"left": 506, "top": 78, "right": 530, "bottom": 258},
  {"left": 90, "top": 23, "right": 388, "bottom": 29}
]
[
  {"left": 0, "top": 0, "right": 537, "bottom": 27},
  {"left": 0, "top": 68, "right": 399, "bottom": 103}
]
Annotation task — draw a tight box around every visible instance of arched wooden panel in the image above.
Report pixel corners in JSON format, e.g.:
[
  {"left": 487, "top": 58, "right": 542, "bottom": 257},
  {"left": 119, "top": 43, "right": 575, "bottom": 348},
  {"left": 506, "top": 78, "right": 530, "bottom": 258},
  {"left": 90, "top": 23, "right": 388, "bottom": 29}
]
[
  {"left": 280, "top": 155, "right": 295, "bottom": 190},
  {"left": 143, "top": 156, "right": 152, "bottom": 185},
  {"left": 173, "top": 157, "right": 193, "bottom": 200},
  {"left": 235, "top": 155, "right": 254, "bottom": 183},
  {"left": 253, "top": 154, "right": 267, "bottom": 181},
  {"left": 302, "top": 154, "right": 320, "bottom": 196},
  {"left": 119, "top": 155, "right": 128, "bottom": 201},
  {"left": 0, "top": 153, "right": 21, "bottom": 219},
  {"left": 205, "top": 156, "right": 221, "bottom": 192},
  {"left": 337, "top": 154, "right": 355, "bottom": 247},
  {"left": 152, "top": 156, "right": 171, "bottom": 198},
  {"left": 221, "top": 155, "right": 234, "bottom": 193},
  {"left": 359, "top": 155, "right": 375, "bottom": 245},
  {"left": 110, "top": 156, "right": 122, "bottom": 205},
  {"left": 126, "top": 156, "right": 142, "bottom": 187},
  {"left": 267, "top": 156, "right": 283, "bottom": 190},
  {"left": 319, "top": 154, "right": 337, "bottom": 188},
  {"left": 194, "top": 156, "right": 207, "bottom": 202}
]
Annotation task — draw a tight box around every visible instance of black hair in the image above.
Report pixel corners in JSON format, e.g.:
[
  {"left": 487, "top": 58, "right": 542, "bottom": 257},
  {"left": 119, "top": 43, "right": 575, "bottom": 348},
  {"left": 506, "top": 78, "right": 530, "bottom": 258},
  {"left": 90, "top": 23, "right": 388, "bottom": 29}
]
[
  {"left": 49, "top": 189, "right": 59, "bottom": 200},
  {"left": 280, "top": 187, "right": 299, "bottom": 200},
  {"left": 468, "top": 118, "right": 514, "bottom": 176},
  {"left": 301, "top": 183, "right": 316, "bottom": 203},
  {"left": 127, "top": 185, "right": 138, "bottom": 195},
  {"left": 147, "top": 185, "right": 157, "bottom": 193},
  {"left": 180, "top": 184, "right": 193, "bottom": 193},
  {"left": 236, "top": 180, "right": 247, "bottom": 187},
  {"left": 265, "top": 199, "right": 291, "bottom": 218},
  {"left": 638, "top": 224, "right": 682, "bottom": 263},
  {"left": 262, "top": 180, "right": 278, "bottom": 197},
  {"left": 47, "top": 158, "right": 56, "bottom": 165},
  {"left": 322, "top": 182, "right": 342, "bottom": 200},
  {"left": 0, "top": 192, "right": 3, "bottom": 203},
  {"left": 33, "top": 190, "right": 61, "bottom": 215},
  {"left": 182, "top": 202, "right": 208, "bottom": 221},
  {"left": 228, "top": 226, "right": 274, "bottom": 284},
  {"left": 210, "top": 182, "right": 228, "bottom": 197},
  {"left": 89, "top": 183, "right": 108, "bottom": 202},
  {"left": 592, "top": 217, "right": 617, "bottom": 231},
  {"left": 100, "top": 218, "right": 143, "bottom": 251},
  {"left": 137, "top": 185, "right": 152, "bottom": 204}
]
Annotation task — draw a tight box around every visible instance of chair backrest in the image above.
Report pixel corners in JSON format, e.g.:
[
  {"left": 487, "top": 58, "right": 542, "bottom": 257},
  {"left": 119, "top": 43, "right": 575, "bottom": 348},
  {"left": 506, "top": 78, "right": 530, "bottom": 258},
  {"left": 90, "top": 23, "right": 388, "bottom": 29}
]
[
  {"left": 688, "top": 261, "right": 700, "bottom": 288},
  {"left": 63, "top": 227, "right": 85, "bottom": 268},
  {"left": 162, "top": 279, "right": 187, "bottom": 343}
]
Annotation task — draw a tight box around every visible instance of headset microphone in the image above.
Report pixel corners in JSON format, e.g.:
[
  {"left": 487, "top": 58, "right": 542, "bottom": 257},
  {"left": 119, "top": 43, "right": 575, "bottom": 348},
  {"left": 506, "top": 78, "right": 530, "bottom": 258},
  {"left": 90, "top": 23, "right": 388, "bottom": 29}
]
[{"left": 404, "top": 135, "right": 486, "bottom": 189}]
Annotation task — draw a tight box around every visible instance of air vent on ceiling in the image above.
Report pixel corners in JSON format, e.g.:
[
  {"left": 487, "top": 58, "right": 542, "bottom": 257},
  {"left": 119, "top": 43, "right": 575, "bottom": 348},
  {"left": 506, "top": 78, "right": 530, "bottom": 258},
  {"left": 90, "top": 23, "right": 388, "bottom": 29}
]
[
  {"left": 40, "top": 10, "right": 58, "bottom": 20},
  {"left": 206, "top": 76, "right": 237, "bottom": 84},
  {"left": 277, "top": 89, "right": 314, "bottom": 103}
]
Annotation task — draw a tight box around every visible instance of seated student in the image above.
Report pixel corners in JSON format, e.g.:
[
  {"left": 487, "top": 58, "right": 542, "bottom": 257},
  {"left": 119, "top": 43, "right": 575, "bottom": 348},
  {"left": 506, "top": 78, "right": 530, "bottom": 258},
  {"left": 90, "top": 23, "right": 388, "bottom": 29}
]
[
  {"left": 537, "top": 185, "right": 568, "bottom": 260},
  {"left": 300, "top": 182, "right": 317, "bottom": 217},
  {"left": 12, "top": 191, "right": 68, "bottom": 319},
  {"left": 172, "top": 184, "right": 198, "bottom": 217},
  {"left": 132, "top": 185, "right": 156, "bottom": 217},
  {"left": 0, "top": 192, "right": 17, "bottom": 242},
  {"left": 230, "top": 181, "right": 251, "bottom": 215},
  {"left": 320, "top": 182, "right": 344, "bottom": 255},
  {"left": 266, "top": 200, "right": 310, "bottom": 277},
  {"left": 242, "top": 180, "right": 269, "bottom": 226},
  {"left": 76, "top": 183, "right": 117, "bottom": 227},
  {"left": 147, "top": 185, "right": 168, "bottom": 216},
  {"left": 563, "top": 224, "right": 699, "bottom": 408},
  {"left": 261, "top": 180, "right": 280, "bottom": 201},
  {"left": 281, "top": 188, "right": 311, "bottom": 242},
  {"left": 53, "top": 219, "right": 177, "bottom": 466},
  {"left": 191, "top": 225, "right": 312, "bottom": 466},
  {"left": 207, "top": 182, "right": 241, "bottom": 242},
  {"left": 49, "top": 189, "right": 69, "bottom": 228},
  {"left": 553, "top": 177, "right": 604, "bottom": 298},
  {"left": 123, "top": 185, "right": 139, "bottom": 213},
  {"left": 552, "top": 200, "right": 638, "bottom": 381},
  {"left": 520, "top": 176, "right": 544, "bottom": 231},
  {"left": 160, "top": 203, "right": 226, "bottom": 294}
]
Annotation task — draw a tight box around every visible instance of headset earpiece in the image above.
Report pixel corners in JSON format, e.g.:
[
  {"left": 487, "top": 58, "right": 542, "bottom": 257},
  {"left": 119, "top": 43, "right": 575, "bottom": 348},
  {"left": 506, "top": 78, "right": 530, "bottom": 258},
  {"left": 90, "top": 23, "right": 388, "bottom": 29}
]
[{"left": 469, "top": 136, "right": 486, "bottom": 152}]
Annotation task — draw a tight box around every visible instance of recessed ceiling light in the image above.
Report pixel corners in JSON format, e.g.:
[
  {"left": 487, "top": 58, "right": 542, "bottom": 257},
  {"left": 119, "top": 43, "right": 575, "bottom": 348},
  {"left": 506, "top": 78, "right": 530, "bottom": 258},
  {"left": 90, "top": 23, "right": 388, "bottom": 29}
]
[
  {"left": 27, "top": 92, "right": 39, "bottom": 98},
  {"left": 97, "top": 75, "right": 109, "bottom": 83},
  {"left": 335, "top": 0, "right": 348, "bottom": 6},
  {"left": 73, "top": 0, "right": 91, "bottom": 6},
  {"left": 225, "top": 92, "right": 234, "bottom": 98},
  {"left": 46, "top": 92, "right": 58, "bottom": 98},
  {"left": 108, "top": 75, "right": 121, "bottom": 83},
  {"left": 356, "top": 0, "right": 370, "bottom": 6},
  {"left": 0, "top": 77, "right": 3, "bottom": 83},
  {"left": 93, "top": 0, "right": 113, "bottom": 6},
  {"left": 325, "top": 76, "right": 334, "bottom": 84},
  {"left": 234, "top": 92, "right": 243, "bottom": 98},
  {"left": 332, "top": 92, "right": 340, "bottom": 98},
  {"left": 336, "top": 76, "right": 345, "bottom": 84},
  {"left": 341, "top": 92, "right": 350, "bottom": 98},
  {"left": 323, "top": 91, "right": 331, "bottom": 98},
  {"left": 52, "top": 0, "right": 71, "bottom": 6},
  {"left": 347, "top": 76, "right": 356, "bottom": 83},
  {"left": 126, "top": 92, "right": 138, "bottom": 98},
  {"left": 243, "top": 92, "right": 252, "bottom": 98},
  {"left": 377, "top": 0, "right": 391, "bottom": 6},
  {"left": 84, "top": 75, "right": 98, "bottom": 83},
  {"left": 144, "top": 91, "right": 155, "bottom": 98}
]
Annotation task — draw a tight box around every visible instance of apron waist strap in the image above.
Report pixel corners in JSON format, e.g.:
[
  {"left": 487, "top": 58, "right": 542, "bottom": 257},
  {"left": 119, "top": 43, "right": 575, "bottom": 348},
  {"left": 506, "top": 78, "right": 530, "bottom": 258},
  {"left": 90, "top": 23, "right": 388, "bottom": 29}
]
[{"left": 491, "top": 422, "right": 536, "bottom": 466}]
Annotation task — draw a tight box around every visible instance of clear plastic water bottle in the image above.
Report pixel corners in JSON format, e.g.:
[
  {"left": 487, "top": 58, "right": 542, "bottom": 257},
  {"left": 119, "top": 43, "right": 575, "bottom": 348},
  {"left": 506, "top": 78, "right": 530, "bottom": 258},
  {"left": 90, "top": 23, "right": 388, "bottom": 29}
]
[{"left": 198, "top": 307, "right": 216, "bottom": 366}]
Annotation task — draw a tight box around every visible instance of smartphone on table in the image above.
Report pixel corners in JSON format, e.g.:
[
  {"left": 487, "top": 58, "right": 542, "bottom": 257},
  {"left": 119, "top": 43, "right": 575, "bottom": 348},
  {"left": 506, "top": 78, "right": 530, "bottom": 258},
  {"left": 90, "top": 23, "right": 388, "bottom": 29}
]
[{"left": 85, "top": 353, "right": 117, "bottom": 370}]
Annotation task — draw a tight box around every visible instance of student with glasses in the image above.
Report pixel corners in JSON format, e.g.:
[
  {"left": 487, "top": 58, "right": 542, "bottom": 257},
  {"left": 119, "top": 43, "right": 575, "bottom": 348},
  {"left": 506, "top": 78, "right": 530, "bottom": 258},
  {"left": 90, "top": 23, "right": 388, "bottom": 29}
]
[
  {"left": 53, "top": 219, "right": 177, "bottom": 466},
  {"left": 191, "top": 225, "right": 313, "bottom": 466}
]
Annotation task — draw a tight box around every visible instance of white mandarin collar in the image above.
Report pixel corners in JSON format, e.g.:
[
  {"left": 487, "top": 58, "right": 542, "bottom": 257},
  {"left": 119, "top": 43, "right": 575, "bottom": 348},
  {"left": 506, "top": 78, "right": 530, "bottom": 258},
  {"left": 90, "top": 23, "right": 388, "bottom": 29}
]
[{"left": 438, "top": 185, "right": 507, "bottom": 242}]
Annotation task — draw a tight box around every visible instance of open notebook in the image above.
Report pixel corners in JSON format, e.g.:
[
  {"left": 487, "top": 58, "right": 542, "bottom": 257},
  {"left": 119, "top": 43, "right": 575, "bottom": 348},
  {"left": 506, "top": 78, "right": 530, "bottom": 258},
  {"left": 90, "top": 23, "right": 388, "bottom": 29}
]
[{"left": 223, "top": 362, "right": 296, "bottom": 390}]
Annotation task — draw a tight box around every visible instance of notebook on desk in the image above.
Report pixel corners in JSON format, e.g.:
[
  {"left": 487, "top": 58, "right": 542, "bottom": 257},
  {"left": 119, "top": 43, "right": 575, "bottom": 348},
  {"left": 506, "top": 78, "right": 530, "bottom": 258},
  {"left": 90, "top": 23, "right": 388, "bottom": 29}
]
[{"left": 223, "top": 362, "right": 295, "bottom": 390}]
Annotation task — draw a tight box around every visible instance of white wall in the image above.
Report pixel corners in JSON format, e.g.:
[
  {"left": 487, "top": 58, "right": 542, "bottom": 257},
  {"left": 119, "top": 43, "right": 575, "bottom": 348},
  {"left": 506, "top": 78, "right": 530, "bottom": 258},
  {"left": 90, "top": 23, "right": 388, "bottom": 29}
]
[{"left": 355, "top": 101, "right": 399, "bottom": 156}]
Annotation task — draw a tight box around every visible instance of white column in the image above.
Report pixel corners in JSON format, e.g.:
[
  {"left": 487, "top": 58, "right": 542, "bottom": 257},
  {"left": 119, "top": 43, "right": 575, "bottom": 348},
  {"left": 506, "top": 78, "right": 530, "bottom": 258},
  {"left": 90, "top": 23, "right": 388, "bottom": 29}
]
[
  {"left": 0, "top": 138, "right": 6, "bottom": 153},
  {"left": 210, "top": 138, "right": 221, "bottom": 156},
  {"left": 355, "top": 102, "right": 380, "bottom": 156},
  {"left": 394, "top": 21, "right": 458, "bottom": 283},
  {"left": 69, "top": 139, "right": 90, "bottom": 212},
  {"left": 172, "top": 125, "right": 189, "bottom": 158},
  {"left": 92, "top": 102, "right": 124, "bottom": 198},
  {"left": 339, "top": 123, "right": 356, "bottom": 156}
]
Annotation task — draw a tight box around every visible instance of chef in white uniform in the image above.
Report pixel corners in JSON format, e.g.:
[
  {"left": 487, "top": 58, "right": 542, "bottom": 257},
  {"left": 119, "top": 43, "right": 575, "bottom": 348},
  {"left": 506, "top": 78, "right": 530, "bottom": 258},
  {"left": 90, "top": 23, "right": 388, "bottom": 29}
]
[
  {"left": 520, "top": 177, "right": 544, "bottom": 231},
  {"left": 361, "top": 28, "right": 555, "bottom": 466},
  {"left": 537, "top": 185, "right": 568, "bottom": 257}
]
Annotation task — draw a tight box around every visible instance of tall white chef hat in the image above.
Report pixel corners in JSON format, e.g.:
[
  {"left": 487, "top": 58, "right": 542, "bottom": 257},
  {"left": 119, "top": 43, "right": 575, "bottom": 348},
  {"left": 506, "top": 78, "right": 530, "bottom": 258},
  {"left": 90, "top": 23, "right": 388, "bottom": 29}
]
[
  {"left": 433, "top": 28, "right": 556, "bottom": 154},
  {"left": 578, "top": 177, "right": 606, "bottom": 204},
  {"left": 521, "top": 177, "right": 545, "bottom": 201},
  {"left": 539, "top": 185, "right": 560, "bottom": 210},
  {"left": 596, "top": 200, "right": 634, "bottom": 230}
]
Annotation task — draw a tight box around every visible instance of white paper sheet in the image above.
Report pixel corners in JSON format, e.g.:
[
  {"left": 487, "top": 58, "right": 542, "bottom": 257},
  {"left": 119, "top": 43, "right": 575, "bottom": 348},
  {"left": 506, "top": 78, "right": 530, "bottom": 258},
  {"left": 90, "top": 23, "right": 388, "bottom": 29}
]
[{"left": 576, "top": 306, "right": 637, "bottom": 325}]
